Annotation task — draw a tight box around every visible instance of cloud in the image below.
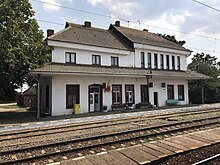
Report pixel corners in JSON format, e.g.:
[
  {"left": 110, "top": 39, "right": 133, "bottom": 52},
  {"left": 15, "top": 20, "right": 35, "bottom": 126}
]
[
  {"left": 86, "top": 0, "right": 220, "bottom": 38},
  {"left": 42, "top": 0, "right": 61, "bottom": 11},
  {"left": 88, "top": 0, "right": 102, "bottom": 6}
]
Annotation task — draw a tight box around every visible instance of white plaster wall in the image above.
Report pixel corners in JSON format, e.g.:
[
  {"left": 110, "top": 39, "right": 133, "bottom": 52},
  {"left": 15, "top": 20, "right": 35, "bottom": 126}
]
[
  {"left": 134, "top": 48, "right": 187, "bottom": 70},
  {"left": 51, "top": 75, "right": 189, "bottom": 116},
  {"left": 51, "top": 47, "right": 135, "bottom": 67},
  {"left": 51, "top": 41, "right": 188, "bottom": 70}
]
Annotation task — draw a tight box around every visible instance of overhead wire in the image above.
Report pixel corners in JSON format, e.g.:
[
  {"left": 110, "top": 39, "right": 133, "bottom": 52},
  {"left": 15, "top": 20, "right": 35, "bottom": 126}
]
[
  {"left": 31, "top": 0, "right": 220, "bottom": 54},
  {"left": 192, "top": 0, "right": 220, "bottom": 13}
]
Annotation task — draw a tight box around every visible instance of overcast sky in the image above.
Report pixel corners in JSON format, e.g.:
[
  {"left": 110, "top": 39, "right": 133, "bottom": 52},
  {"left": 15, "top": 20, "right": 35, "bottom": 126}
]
[{"left": 30, "top": 0, "right": 220, "bottom": 63}]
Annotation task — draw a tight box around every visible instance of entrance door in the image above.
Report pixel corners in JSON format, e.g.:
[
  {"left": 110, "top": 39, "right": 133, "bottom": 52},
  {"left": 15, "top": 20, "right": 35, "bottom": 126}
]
[
  {"left": 94, "top": 93, "right": 100, "bottom": 111},
  {"left": 126, "top": 91, "right": 133, "bottom": 103},
  {"left": 141, "top": 85, "right": 148, "bottom": 102},
  {"left": 154, "top": 92, "right": 158, "bottom": 107},
  {"left": 89, "top": 86, "right": 101, "bottom": 112}
]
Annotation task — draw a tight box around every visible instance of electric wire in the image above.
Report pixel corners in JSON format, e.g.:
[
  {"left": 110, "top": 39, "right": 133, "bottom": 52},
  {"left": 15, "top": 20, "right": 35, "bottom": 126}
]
[{"left": 31, "top": 0, "right": 220, "bottom": 54}]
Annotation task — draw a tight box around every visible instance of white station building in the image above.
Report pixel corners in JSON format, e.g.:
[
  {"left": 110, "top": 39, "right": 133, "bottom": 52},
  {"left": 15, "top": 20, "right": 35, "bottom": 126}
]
[{"left": 31, "top": 21, "right": 209, "bottom": 116}]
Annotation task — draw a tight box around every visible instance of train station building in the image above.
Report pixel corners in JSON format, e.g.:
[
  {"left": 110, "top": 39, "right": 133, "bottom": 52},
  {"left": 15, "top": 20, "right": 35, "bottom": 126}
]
[{"left": 31, "top": 21, "right": 209, "bottom": 116}]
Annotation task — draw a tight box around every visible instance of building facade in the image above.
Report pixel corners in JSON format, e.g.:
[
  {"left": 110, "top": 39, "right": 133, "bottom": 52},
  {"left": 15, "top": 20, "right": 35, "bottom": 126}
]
[{"left": 31, "top": 21, "right": 209, "bottom": 116}]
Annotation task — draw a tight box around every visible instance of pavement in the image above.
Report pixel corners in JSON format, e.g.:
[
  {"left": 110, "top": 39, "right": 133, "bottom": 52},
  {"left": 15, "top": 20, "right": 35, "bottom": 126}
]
[
  {"left": 57, "top": 127, "right": 220, "bottom": 165},
  {"left": 0, "top": 103, "right": 220, "bottom": 133}
]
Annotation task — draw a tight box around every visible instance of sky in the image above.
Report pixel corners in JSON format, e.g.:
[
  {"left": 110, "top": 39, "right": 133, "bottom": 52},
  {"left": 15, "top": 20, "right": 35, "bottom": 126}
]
[{"left": 29, "top": 0, "right": 220, "bottom": 64}]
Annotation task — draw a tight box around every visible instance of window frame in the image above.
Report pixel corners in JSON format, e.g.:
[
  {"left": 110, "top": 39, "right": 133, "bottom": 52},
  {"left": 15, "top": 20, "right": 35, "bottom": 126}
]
[
  {"left": 178, "top": 85, "right": 185, "bottom": 101},
  {"left": 172, "top": 55, "right": 175, "bottom": 70},
  {"left": 112, "top": 85, "right": 122, "bottom": 105},
  {"left": 125, "top": 85, "right": 135, "bottom": 104},
  {"left": 66, "top": 84, "right": 80, "bottom": 109},
  {"left": 141, "top": 52, "right": 145, "bottom": 68},
  {"left": 92, "top": 55, "right": 101, "bottom": 65},
  {"left": 154, "top": 53, "right": 158, "bottom": 69},
  {"left": 166, "top": 55, "right": 170, "bottom": 70},
  {"left": 160, "top": 54, "right": 164, "bottom": 69},
  {"left": 111, "top": 56, "right": 119, "bottom": 67},
  {"left": 140, "top": 85, "right": 148, "bottom": 103},
  {"left": 167, "top": 85, "right": 174, "bottom": 100},
  {"left": 177, "top": 56, "right": 180, "bottom": 70},
  {"left": 148, "top": 53, "right": 152, "bottom": 69},
  {"left": 65, "top": 52, "right": 76, "bottom": 64}
]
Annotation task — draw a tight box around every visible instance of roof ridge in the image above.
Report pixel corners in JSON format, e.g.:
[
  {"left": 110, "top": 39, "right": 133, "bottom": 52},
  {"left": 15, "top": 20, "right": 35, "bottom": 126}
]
[
  {"left": 113, "top": 25, "right": 189, "bottom": 51},
  {"left": 67, "top": 22, "right": 108, "bottom": 32},
  {"left": 48, "top": 26, "right": 72, "bottom": 40}
]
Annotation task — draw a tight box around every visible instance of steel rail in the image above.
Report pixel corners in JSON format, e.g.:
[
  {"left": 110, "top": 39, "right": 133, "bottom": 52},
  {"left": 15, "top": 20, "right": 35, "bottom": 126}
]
[
  {"left": 0, "top": 108, "right": 219, "bottom": 141},
  {"left": 192, "top": 154, "right": 220, "bottom": 165},
  {"left": 0, "top": 117, "right": 219, "bottom": 164}
]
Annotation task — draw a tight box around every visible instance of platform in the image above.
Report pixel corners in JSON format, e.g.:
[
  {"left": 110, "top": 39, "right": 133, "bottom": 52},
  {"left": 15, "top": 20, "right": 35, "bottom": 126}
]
[
  {"left": 57, "top": 127, "right": 220, "bottom": 165},
  {"left": 1, "top": 103, "right": 220, "bottom": 133}
]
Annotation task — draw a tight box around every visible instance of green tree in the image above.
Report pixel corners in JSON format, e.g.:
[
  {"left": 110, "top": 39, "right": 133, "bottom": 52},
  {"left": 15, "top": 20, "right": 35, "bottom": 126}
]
[
  {"left": 188, "top": 53, "right": 220, "bottom": 104},
  {"left": 158, "top": 34, "right": 186, "bottom": 46},
  {"left": 0, "top": 0, "right": 50, "bottom": 101}
]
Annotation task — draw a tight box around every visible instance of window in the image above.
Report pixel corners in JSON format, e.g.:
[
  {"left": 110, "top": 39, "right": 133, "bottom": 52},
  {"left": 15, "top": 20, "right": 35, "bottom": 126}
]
[
  {"left": 178, "top": 85, "right": 184, "bottom": 101},
  {"left": 92, "top": 55, "right": 101, "bottom": 65},
  {"left": 111, "top": 57, "right": 119, "bottom": 66},
  {"left": 172, "top": 56, "right": 175, "bottom": 70},
  {"left": 141, "top": 52, "right": 145, "bottom": 68},
  {"left": 65, "top": 52, "right": 76, "bottom": 63},
  {"left": 167, "top": 85, "right": 174, "bottom": 99},
  {"left": 166, "top": 55, "right": 170, "bottom": 69},
  {"left": 148, "top": 53, "right": 152, "bottom": 69},
  {"left": 66, "top": 85, "right": 80, "bottom": 109},
  {"left": 112, "top": 85, "right": 122, "bottom": 104},
  {"left": 125, "top": 85, "right": 134, "bottom": 104},
  {"left": 141, "top": 85, "right": 148, "bottom": 102},
  {"left": 160, "top": 54, "right": 164, "bottom": 69},
  {"left": 154, "top": 53, "right": 158, "bottom": 69},
  {"left": 177, "top": 56, "right": 180, "bottom": 70}
]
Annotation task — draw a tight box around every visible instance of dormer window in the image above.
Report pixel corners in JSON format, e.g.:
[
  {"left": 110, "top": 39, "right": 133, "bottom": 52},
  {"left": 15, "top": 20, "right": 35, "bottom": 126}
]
[
  {"left": 65, "top": 52, "right": 76, "bottom": 63},
  {"left": 111, "top": 56, "right": 119, "bottom": 66},
  {"left": 92, "top": 55, "right": 101, "bottom": 65}
]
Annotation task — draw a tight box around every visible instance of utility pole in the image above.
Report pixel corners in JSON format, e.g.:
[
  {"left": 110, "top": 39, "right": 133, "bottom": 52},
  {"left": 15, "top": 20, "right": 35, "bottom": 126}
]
[{"left": 146, "top": 70, "right": 152, "bottom": 109}]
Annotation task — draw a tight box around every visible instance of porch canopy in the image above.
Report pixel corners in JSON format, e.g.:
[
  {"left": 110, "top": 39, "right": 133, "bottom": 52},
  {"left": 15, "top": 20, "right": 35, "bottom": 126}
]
[{"left": 31, "top": 63, "right": 210, "bottom": 80}]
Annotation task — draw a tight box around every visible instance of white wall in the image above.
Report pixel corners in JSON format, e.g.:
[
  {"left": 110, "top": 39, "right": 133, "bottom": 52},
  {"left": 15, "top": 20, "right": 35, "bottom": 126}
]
[
  {"left": 51, "top": 47, "right": 135, "bottom": 67},
  {"left": 50, "top": 75, "right": 189, "bottom": 116},
  {"left": 135, "top": 48, "right": 188, "bottom": 71}
]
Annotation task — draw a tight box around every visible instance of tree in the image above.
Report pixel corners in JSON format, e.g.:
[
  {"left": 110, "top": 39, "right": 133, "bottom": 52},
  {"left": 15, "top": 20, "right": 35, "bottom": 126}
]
[
  {"left": 188, "top": 53, "right": 220, "bottom": 104},
  {"left": 158, "top": 34, "right": 186, "bottom": 46},
  {"left": 0, "top": 0, "right": 50, "bottom": 101}
]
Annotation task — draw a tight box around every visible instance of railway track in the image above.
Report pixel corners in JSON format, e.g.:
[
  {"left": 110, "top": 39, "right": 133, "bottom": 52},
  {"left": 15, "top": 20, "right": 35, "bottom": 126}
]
[
  {"left": 1, "top": 108, "right": 220, "bottom": 142},
  {"left": 0, "top": 116, "right": 219, "bottom": 165},
  {"left": 192, "top": 154, "right": 220, "bottom": 165}
]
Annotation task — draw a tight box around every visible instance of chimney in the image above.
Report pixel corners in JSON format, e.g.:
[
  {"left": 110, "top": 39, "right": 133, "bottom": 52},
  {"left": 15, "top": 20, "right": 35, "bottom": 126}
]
[
  {"left": 47, "top": 29, "right": 54, "bottom": 37},
  {"left": 115, "top": 21, "right": 120, "bottom": 27},
  {"left": 84, "top": 21, "right": 91, "bottom": 27},
  {"left": 143, "top": 29, "right": 148, "bottom": 32}
]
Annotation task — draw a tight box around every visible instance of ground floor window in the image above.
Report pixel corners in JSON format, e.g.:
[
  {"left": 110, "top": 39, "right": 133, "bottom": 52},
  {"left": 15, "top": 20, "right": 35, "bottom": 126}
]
[
  {"left": 66, "top": 85, "right": 80, "bottom": 109},
  {"left": 167, "top": 85, "right": 174, "bottom": 99},
  {"left": 125, "top": 85, "right": 134, "bottom": 104},
  {"left": 178, "top": 85, "right": 185, "bottom": 101},
  {"left": 141, "top": 85, "right": 148, "bottom": 102},
  {"left": 112, "top": 85, "right": 122, "bottom": 104}
]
